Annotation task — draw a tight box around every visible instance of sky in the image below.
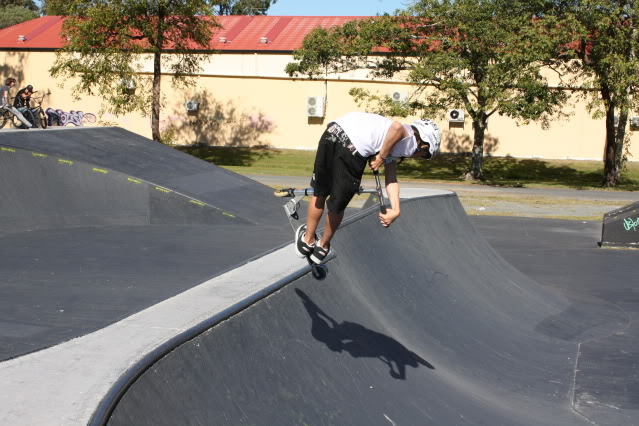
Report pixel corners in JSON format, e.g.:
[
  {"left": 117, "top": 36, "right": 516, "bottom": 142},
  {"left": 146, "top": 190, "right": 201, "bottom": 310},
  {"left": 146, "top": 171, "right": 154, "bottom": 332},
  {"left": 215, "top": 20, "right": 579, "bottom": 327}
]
[
  {"left": 33, "top": 0, "right": 412, "bottom": 17},
  {"left": 266, "top": 0, "right": 412, "bottom": 16}
]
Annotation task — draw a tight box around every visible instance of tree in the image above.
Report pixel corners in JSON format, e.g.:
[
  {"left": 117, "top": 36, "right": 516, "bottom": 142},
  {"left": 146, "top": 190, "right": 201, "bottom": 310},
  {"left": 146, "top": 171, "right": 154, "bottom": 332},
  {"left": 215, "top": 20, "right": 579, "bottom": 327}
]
[
  {"left": 0, "top": 5, "right": 38, "bottom": 29},
  {"left": 213, "top": 0, "right": 277, "bottom": 15},
  {"left": 553, "top": 0, "right": 639, "bottom": 187},
  {"left": 41, "top": 0, "right": 70, "bottom": 15},
  {"left": 49, "top": 1, "right": 219, "bottom": 142},
  {"left": 44, "top": 0, "right": 278, "bottom": 16},
  {"left": 0, "top": 0, "right": 38, "bottom": 12},
  {"left": 287, "top": 0, "right": 571, "bottom": 180}
]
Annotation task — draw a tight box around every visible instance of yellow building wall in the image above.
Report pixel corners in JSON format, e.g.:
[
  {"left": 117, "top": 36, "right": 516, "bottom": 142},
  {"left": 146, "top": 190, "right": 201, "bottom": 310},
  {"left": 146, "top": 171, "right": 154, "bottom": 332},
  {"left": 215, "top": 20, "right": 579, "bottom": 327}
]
[{"left": 1, "top": 50, "right": 637, "bottom": 162}]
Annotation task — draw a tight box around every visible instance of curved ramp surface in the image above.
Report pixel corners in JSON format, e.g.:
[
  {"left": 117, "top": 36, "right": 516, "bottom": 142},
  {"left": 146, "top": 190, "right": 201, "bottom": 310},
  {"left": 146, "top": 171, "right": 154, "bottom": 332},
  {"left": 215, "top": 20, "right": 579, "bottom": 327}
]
[
  {"left": 106, "top": 195, "right": 628, "bottom": 425},
  {"left": 0, "top": 127, "right": 285, "bottom": 225},
  {"left": 0, "top": 128, "right": 290, "bottom": 360}
]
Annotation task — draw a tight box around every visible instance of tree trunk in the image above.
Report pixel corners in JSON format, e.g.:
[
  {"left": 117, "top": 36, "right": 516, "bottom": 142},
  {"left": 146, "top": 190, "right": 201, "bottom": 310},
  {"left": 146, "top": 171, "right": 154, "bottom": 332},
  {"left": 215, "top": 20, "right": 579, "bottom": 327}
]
[
  {"left": 151, "top": 5, "right": 164, "bottom": 142},
  {"left": 466, "top": 116, "right": 487, "bottom": 180},
  {"left": 602, "top": 88, "right": 626, "bottom": 187},
  {"left": 615, "top": 106, "right": 628, "bottom": 162},
  {"left": 151, "top": 51, "right": 161, "bottom": 142}
]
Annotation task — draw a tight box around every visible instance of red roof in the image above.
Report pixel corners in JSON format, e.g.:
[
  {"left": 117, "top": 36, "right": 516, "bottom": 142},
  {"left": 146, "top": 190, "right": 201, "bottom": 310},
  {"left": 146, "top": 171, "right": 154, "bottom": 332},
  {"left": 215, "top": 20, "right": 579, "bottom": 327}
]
[{"left": 0, "top": 15, "right": 368, "bottom": 52}]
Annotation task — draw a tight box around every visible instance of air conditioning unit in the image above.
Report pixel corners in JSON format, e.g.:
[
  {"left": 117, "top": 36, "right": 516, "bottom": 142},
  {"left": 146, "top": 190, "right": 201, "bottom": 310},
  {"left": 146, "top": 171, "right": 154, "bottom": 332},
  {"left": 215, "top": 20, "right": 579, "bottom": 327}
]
[
  {"left": 391, "top": 91, "right": 407, "bottom": 103},
  {"left": 121, "top": 78, "right": 136, "bottom": 92},
  {"left": 307, "top": 96, "right": 325, "bottom": 117},
  {"left": 630, "top": 116, "right": 639, "bottom": 131},
  {"left": 185, "top": 100, "right": 199, "bottom": 112},
  {"left": 448, "top": 109, "right": 465, "bottom": 123}
]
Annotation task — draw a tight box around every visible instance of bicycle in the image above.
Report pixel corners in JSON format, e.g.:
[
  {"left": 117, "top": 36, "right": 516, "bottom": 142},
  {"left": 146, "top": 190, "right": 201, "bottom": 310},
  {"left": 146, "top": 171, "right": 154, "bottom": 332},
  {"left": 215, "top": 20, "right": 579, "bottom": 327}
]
[
  {"left": 0, "top": 95, "right": 48, "bottom": 129},
  {"left": 28, "top": 96, "right": 48, "bottom": 129},
  {"left": 0, "top": 96, "right": 26, "bottom": 129},
  {"left": 0, "top": 107, "right": 15, "bottom": 129}
]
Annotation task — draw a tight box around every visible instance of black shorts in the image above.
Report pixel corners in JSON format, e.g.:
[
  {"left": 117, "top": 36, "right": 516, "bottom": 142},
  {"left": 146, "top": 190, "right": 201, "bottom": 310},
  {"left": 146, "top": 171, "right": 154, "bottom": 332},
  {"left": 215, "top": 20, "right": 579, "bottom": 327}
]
[{"left": 310, "top": 123, "right": 368, "bottom": 213}]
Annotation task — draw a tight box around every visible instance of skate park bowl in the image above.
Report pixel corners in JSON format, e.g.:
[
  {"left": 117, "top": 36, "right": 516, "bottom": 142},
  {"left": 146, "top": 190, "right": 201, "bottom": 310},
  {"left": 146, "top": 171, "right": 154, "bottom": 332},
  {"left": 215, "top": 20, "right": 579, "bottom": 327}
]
[{"left": 0, "top": 127, "right": 636, "bottom": 425}]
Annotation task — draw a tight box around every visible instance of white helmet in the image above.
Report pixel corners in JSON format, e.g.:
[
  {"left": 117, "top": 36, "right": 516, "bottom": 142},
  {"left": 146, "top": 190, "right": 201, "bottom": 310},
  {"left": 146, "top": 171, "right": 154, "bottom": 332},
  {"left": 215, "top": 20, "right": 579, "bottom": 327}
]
[{"left": 411, "top": 119, "right": 441, "bottom": 158}]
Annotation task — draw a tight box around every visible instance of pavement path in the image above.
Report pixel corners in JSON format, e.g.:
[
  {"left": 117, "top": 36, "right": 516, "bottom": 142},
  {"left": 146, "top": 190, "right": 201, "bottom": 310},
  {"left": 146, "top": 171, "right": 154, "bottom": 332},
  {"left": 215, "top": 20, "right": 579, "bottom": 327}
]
[{"left": 247, "top": 174, "right": 639, "bottom": 220}]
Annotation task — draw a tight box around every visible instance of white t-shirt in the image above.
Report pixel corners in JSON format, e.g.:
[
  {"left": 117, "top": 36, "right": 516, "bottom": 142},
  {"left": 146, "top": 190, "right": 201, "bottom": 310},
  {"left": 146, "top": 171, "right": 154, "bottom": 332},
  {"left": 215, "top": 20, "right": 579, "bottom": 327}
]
[{"left": 334, "top": 112, "right": 417, "bottom": 158}]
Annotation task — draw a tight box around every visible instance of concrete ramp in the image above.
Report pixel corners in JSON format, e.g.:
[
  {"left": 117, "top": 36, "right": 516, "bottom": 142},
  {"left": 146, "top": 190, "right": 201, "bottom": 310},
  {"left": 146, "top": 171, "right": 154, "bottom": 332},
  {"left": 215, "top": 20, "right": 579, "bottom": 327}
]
[{"left": 102, "top": 195, "right": 626, "bottom": 425}]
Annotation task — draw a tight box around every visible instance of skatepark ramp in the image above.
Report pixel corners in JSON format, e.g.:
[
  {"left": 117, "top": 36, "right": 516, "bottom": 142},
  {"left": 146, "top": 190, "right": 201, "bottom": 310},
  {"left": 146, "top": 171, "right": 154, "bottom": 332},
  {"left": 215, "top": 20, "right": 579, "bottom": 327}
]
[
  {"left": 601, "top": 201, "right": 639, "bottom": 248},
  {"left": 0, "top": 144, "right": 244, "bottom": 235},
  {"left": 96, "top": 194, "right": 628, "bottom": 425},
  {"left": 0, "top": 127, "right": 291, "bottom": 361},
  {"left": 0, "top": 127, "right": 286, "bottom": 231}
]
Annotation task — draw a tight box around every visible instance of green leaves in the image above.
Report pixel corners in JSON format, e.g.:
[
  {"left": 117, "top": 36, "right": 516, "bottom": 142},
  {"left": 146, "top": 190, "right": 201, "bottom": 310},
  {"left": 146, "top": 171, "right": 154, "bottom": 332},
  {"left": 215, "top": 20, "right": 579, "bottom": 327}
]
[
  {"left": 50, "top": 0, "right": 217, "bottom": 117},
  {"left": 286, "top": 0, "right": 574, "bottom": 179},
  {"left": 213, "top": 0, "right": 277, "bottom": 15},
  {"left": 287, "top": 27, "right": 343, "bottom": 78},
  {"left": 556, "top": 0, "right": 639, "bottom": 185},
  {"left": 287, "top": 16, "right": 416, "bottom": 79},
  {"left": 288, "top": 0, "right": 569, "bottom": 125},
  {"left": 567, "top": 0, "right": 639, "bottom": 110},
  {"left": 0, "top": 5, "right": 37, "bottom": 29}
]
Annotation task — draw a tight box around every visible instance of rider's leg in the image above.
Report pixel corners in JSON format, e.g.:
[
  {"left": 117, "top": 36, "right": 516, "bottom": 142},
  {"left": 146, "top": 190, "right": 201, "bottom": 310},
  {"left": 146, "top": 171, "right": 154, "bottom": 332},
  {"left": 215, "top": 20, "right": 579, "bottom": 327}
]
[
  {"left": 305, "top": 195, "right": 326, "bottom": 245},
  {"left": 18, "top": 106, "right": 36, "bottom": 128},
  {"left": 9, "top": 106, "right": 32, "bottom": 128},
  {"left": 317, "top": 209, "right": 344, "bottom": 249},
  {"left": 26, "top": 109, "right": 37, "bottom": 128}
]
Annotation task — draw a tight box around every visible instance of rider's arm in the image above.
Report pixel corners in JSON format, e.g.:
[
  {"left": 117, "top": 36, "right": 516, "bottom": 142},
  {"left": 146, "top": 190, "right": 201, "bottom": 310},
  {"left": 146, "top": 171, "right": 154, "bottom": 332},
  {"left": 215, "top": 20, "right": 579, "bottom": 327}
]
[
  {"left": 370, "top": 121, "right": 408, "bottom": 171},
  {"left": 379, "top": 160, "right": 401, "bottom": 227}
]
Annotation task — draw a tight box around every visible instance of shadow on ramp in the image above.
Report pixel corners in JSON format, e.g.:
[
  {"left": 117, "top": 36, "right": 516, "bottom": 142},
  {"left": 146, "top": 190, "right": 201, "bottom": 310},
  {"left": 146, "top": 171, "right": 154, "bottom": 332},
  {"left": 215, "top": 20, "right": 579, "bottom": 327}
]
[
  {"left": 297, "top": 288, "right": 435, "bottom": 380},
  {"left": 101, "top": 195, "right": 628, "bottom": 426}
]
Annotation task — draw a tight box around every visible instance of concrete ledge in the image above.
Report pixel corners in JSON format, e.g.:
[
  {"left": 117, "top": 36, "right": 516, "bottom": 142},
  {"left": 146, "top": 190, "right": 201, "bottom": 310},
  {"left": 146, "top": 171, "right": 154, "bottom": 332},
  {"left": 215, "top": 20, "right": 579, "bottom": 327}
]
[
  {"left": 0, "top": 244, "right": 308, "bottom": 426},
  {"left": 399, "top": 187, "right": 453, "bottom": 199}
]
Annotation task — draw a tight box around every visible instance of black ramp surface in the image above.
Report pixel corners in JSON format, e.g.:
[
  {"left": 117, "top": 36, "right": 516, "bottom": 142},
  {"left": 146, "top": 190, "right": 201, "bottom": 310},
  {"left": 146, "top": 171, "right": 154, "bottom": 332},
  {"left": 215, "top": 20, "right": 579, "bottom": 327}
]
[
  {"left": 0, "top": 146, "right": 246, "bottom": 235},
  {"left": 107, "top": 195, "right": 629, "bottom": 425},
  {"left": 0, "top": 127, "right": 285, "bottom": 225},
  {"left": 473, "top": 216, "right": 639, "bottom": 426},
  {"left": 0, "top": 129, "right": 290, "bottom": 360},
  {"left": 601, "top": 201, "right": 639, "bottom": 248}
]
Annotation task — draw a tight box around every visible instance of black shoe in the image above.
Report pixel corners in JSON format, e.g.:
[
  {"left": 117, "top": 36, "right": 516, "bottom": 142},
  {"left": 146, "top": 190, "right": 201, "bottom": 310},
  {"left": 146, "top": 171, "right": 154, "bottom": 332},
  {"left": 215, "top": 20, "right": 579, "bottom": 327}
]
[
  {"left": 295, "top": 224, "right": 316, "bottom": 258},
  {"left": 310, "top": 243, "right": 331, "bottom": 264}
]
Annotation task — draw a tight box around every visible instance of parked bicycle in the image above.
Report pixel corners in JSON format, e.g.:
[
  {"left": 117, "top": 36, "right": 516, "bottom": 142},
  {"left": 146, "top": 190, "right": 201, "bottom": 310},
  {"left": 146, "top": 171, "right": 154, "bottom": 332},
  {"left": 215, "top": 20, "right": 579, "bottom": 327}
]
[
  {"left": 0, "top": 106, "right": 15, "bottom": 129},
  {"left": 0, "top": 96, "right": 26, "bottom": 129},
  {"left": 28, "top": 96, "right": 47, "bottom": 129},
  {"left": 0, "top": 95, "right": 47, "bottom": 129}
]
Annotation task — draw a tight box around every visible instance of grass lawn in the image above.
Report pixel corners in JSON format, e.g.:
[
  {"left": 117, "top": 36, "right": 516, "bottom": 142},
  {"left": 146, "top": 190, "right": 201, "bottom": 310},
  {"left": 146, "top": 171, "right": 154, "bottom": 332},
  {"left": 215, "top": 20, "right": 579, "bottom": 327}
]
[{"left": 177, "top": 146, "right": 639, "bottom": 191}]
